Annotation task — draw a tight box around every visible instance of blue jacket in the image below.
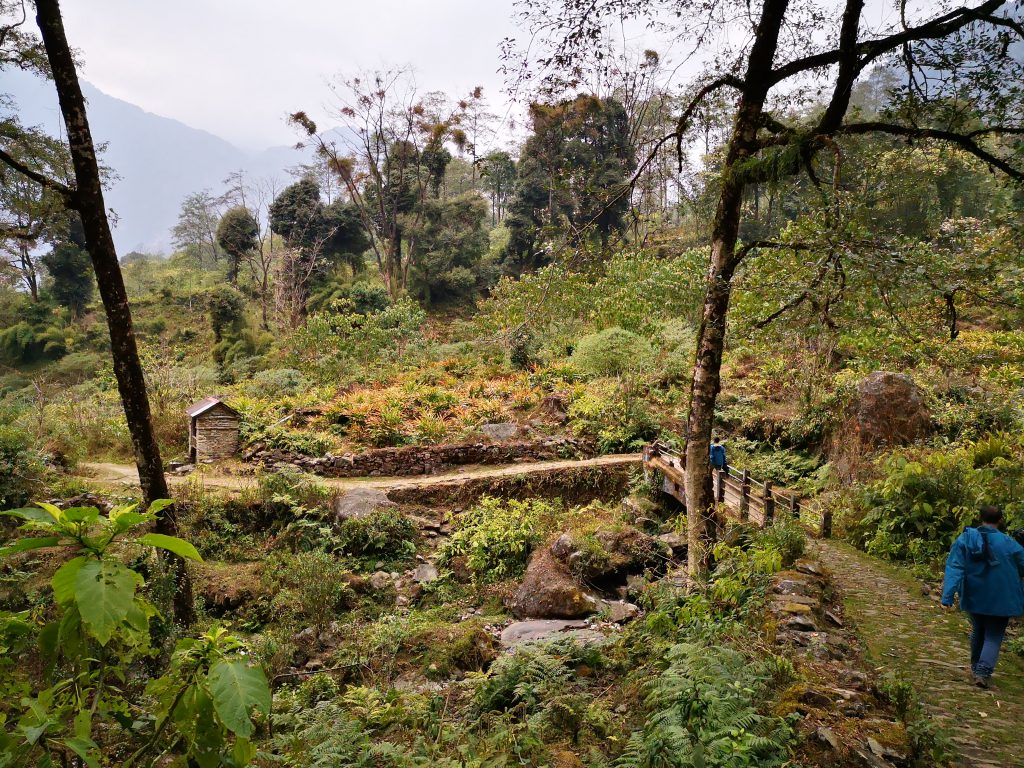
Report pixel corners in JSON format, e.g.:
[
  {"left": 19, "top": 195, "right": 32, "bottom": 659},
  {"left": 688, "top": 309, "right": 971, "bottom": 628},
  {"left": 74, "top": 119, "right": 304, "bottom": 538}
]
[
  {"left": 941, "top": 526, "right": 1024, "bottom": 616},
  {"left": 709, "top": 444, "right": 726, "bottom": 468}
]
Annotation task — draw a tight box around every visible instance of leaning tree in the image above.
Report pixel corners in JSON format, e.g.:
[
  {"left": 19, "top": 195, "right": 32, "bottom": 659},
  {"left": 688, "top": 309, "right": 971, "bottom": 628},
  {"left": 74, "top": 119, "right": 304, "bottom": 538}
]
[
  {"left": 514, "top": 0, "right": 1024, "bottom": 574},
  {"left": 0, "top": 0, "right": 192, "bottom": 622}
]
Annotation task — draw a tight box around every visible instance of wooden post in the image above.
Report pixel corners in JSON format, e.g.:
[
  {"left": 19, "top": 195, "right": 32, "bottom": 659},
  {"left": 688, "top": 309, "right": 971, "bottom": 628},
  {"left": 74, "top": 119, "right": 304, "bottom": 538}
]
[
  {"left": 821, "top": 507, "right": 833, "bottom": 539},
  {"left": 763, "top": 481, "right": 775, "bottom": 526},
  {"left": 716, "top": 469, "right": 726, "bottom": 503},
  {"left": 790, "top": 494, "right": 800, "bottom": 520},
  {"left": 739, "top": 470, "right": 750, "bottom": 521}
]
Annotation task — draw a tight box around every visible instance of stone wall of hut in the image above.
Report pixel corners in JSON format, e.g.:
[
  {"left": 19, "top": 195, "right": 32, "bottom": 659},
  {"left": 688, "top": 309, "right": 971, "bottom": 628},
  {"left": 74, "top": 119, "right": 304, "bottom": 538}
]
[{"left": 192, "top": 407, "right": 240, "bottom": 461}]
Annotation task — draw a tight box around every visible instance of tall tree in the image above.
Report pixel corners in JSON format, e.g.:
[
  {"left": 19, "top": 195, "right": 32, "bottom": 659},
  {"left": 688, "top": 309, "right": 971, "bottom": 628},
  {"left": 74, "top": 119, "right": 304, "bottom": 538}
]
[
  {"left": 517, "top": 0, "right": 1024, "bottom": 574},
  {"left": 0, "top": 0, "right": 191, "bottom": 622},
  {"left": 269, "top": 178, "right": 367, "bottom": 325},
  {"left": 41, "top": 213, "right": 94, "bottom": 317},
  {"left": 290, "top": 70, "right": 483, "bottom": 296},
  {"left": 216, "top": 205, "right": 258, "bottom": 284},
  {"left": 171, "top": 190, "right": 221, "bottom": 268},
  {"left": 505, "top": 94, "right": 636, "bottom": 269},
  {"left": 480, "top": 150, "right": 516, "bottom": 224},
  {"left": 0, "top": 120, "right": 71, "bottom": 300},
  {"left": 221, "top": 170, "right": 279, "bottom": 329},
  {"left": 408, "top": 192, "right": 490, "bottom": 304}
]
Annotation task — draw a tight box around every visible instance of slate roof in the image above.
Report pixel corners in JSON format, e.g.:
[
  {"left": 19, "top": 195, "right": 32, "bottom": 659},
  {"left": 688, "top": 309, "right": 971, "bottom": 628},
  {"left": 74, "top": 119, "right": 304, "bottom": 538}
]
[{"left": 185, "top": 397, "right": 240, "bottom": 419}]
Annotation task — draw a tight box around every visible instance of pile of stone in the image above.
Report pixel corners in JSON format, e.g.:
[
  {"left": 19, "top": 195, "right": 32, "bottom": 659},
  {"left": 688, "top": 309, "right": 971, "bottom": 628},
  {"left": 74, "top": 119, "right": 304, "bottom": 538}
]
[{"left": 771, "top": 559, "right": 911, "bottom": 767}]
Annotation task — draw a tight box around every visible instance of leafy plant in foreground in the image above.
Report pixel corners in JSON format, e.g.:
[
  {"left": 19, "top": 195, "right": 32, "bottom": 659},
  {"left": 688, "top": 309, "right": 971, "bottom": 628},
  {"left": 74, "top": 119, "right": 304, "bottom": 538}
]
[{"left": 0, "top": 501, "right": 270, "bottom": 767}]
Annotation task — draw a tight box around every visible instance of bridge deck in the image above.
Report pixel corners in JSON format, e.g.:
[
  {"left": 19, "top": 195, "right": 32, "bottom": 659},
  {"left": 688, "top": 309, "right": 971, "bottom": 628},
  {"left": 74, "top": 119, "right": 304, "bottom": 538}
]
[{"left": 643, "top": 443, "right": 830, "bottom": 537}]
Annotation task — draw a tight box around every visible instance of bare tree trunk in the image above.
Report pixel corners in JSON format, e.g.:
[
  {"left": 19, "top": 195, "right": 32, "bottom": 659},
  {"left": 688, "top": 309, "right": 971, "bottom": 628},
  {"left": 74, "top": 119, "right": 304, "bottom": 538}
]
[
  {"left": 19, "top": 241, "right": 38, "bottom": 300},
  {"left": 684, "top": 0, "right": 790, "bottom": 576},
  {"left": 33, "top": 0, "right": 193, "bottom": 624}
]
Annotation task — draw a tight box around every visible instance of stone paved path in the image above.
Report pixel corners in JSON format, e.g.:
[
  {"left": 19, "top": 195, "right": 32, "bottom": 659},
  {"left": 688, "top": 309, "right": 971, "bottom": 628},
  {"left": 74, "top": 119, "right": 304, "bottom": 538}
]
[
  {"left": 815, "top": 539, "right": 1024, "bottom": 768},
  {"left": 79, "top": 453, "right": 642, "bottom": 494}
]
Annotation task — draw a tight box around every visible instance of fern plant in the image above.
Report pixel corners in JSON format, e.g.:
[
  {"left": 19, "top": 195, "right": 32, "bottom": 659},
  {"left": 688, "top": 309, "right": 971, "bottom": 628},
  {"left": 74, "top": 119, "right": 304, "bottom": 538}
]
[{"left": 614, "top": 642, "right": 794, "bottom": 768}]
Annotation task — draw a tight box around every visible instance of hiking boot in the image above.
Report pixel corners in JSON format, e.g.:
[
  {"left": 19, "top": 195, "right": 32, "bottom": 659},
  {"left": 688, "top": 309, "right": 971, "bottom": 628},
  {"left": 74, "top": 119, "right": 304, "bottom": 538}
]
[{"left": 973, "top": 674, "right": 990, "bottom": 689}]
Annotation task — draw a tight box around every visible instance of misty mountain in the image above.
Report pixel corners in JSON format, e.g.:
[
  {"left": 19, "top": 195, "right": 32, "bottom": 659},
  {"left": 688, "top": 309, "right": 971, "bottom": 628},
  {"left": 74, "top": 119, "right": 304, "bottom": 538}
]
[{"left": 5, "top": 69, "right": 317, "bottom": 255}]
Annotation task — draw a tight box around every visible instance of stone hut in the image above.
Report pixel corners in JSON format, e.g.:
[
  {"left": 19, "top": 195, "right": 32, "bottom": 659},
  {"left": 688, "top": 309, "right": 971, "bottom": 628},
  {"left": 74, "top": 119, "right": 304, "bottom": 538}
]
[{"left": 185, "top": 397, "right": 241, "bottom": 462}]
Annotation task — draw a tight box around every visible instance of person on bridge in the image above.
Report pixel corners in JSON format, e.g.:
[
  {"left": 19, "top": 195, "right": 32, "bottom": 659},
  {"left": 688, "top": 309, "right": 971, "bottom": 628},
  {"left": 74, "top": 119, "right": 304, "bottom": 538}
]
[
  {"left": 941, "top": 505, "right": 1024, "bottom": 688},
  {"left": 709, "top": 437, "right": 727, "bottom": 472}
]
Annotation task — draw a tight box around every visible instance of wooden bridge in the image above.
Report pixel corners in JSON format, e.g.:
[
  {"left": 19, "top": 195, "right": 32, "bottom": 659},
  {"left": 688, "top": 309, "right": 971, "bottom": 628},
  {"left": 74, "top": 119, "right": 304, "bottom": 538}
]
[{"left": 642, "top": 441, "right": 832, "bottom": 537}]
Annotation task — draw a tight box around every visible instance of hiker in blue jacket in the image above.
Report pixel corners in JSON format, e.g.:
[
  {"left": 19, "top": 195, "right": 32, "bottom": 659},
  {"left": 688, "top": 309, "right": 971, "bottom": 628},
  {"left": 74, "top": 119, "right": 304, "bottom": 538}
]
[
  {"left": 709, "top": 437, "right": 727, "bottom": 471},
  {"left": 941, "top": 505, "right": 1024, "bottom": 688}
]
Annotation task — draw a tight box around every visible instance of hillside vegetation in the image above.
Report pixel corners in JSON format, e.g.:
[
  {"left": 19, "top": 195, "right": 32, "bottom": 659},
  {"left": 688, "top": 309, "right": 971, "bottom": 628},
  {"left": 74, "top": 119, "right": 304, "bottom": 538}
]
[{"left": 2, "top": 2, "right": 1024, "bottom": 767}]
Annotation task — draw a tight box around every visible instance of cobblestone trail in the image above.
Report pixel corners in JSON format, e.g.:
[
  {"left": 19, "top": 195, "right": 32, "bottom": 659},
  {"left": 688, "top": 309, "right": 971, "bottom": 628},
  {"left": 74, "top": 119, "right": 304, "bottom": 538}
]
[{"left": 816, "top": 539, "right": 1024, "bottom": 768}]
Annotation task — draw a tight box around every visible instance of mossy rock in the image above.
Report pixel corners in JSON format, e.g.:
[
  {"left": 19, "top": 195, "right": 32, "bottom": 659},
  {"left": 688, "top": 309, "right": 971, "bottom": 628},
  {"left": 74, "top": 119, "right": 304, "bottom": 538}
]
[{"left": 416, "top": 618, "right": 500, "bottom": 679}]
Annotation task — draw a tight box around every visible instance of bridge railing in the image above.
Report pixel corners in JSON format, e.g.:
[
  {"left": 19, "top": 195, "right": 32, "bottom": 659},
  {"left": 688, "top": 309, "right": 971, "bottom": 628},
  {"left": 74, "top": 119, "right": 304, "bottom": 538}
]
[{"left": 642, "top": 441, "right": 832, "bottom": 538}]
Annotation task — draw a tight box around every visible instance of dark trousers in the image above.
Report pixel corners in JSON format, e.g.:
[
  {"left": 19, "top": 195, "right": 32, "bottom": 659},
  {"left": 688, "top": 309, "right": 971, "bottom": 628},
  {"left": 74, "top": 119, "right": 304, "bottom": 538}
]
[{"left": 969, "top": 613, "right": 1009, "bottom": 678}]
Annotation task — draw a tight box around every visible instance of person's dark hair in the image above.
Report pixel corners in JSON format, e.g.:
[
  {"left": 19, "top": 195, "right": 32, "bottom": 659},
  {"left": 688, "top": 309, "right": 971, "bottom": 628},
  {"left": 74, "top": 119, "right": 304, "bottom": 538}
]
[
  {"left": 979, "top": 505, "right": 1003, "bottom": 525},
  {"left": 712, "top": 437, "right": 720, "bottom": 444}
]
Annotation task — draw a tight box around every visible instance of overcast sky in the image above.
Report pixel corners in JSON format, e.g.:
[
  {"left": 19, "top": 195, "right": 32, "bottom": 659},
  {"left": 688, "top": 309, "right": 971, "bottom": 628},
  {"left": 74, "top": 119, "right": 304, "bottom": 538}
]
[
  {"left": 54, "top": 0, "right": 923, "bottom": 152},
  {"left": 59, "top": 0, "right": 524, "bottom": 151}
]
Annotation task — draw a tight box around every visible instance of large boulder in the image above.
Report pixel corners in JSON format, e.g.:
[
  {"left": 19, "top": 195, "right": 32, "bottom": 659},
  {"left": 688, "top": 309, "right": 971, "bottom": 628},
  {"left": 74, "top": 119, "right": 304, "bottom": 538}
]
[
  {"left": 332, "top": 487, "right": 396, "bottom": 523},
  {"left": 549, "top": 528, "right": 666, "bottom": 585},
  {"left": 853, "top": 372, "right": 930, "bottom": 446},
  {"left": 480, "top": 422, "right": 520, "bottom": 441},
  {"left": 499, "top": 619, "right": 604, "bottom": 647},
  {"left": 508, "top": 548, "right": 601, "bottom": 619}
]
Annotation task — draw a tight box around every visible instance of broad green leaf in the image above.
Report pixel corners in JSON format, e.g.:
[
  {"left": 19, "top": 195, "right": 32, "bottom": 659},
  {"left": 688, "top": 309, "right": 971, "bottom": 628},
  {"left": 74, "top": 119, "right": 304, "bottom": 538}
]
[
  {"left": 74, "top": 560, "right": 138, "bottom": 645},
  {"left": 34, "top": 502, "right": 63, "bottom": 522},
  {"left": 62, "top": 507, "right": 100, "bottom": 525},
  {"left": 58, "top": 605, "right": 83, "bottom": 659},
  {"left": 207, "top": 661, "right": 271, "bottom": 739},
  {"left": 0, "top": 536, "right": 60, "bottom": 557},
  {"left": 0, "top": 508, "right": 54, "bottom": 523},
  {"left": 52, "top": 556, "right": 87, "bottom": 605},
  {"left": 63, "top": 737, "right": 101, "bottom": 768},
  {"left": 23, "top": 721, "right": 50, "bottom": 745},
  {"left": 233, "top": 736, "right": 256, "bottom": 766},
  {"left": 38, "top": 621, "right": 59, "bottom": 675},
  {"left": 110, "top": 511, "right": 148, "bottom": 534},
  {"left": 73, "top": 708, "right": 92, "bottom": 741},
  {"left": 137, "top": 533, "right": 202, "bottom": 562},
  {"left": 108, "top": 502, "right": 139, "bottom": 520},
  {"left": 185, "top": 686, "right": 224, "bottom": 768},
  {"left": 147, "top": 498, "right": 175, "bottom": 516}
]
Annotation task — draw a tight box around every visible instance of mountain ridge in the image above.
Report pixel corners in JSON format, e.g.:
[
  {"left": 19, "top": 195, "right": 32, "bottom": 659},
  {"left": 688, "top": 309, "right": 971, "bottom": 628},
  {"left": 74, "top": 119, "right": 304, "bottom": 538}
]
[{"left": 5, "top": 70, "right": 314, "bottom": 255}]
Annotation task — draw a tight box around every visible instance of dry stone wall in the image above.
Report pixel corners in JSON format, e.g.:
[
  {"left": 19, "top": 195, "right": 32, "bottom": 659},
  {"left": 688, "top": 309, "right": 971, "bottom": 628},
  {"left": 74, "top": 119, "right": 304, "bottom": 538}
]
[{"left": 243, "top": 437, "right": 589, "bottom": 478}]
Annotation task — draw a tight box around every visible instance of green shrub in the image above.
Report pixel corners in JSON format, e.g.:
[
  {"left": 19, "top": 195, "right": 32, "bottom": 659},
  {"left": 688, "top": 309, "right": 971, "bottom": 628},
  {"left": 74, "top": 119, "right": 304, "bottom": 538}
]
[
  {"left": 253, "top": 468, "right": 334, "bottom": 517},
  {"left": 251, "top": 368, "right": 308, "bottom": 397},
  {"left": 571, "top": 327, "right": 654, "bottom": 378},
  {"left": 755, "top": 518, "right": 806, "bottom": 567},
  {"left": 336, "top": 507, "right": 416, "bottom": 558},
  {"left": 53, "top": 350, "right": 105, "bottom": 382},
  {"left": 437, "top": 496, "right": 562, "bottom": 583},
  {"left": 472, "top": 637, "right": 600, "bottom": 715},
  {"left": 263, "top": 549, "right": 354, "bottom": 631},
  {"left": 725, "top": 438, "right": 821, "bottom": 487},
  {"left": 568, "top": 379, "right": 659, "bottom": 452},
  {"left": 509, "top": 327, "right": 538, "bottom": 371},
  {"left": 251, "top": 427, "right": 332, "bottom": 457},
  {"left": 843, "top": 436, "right": 1024, "bottom": 563},
  {"left": 0, "top": 426, "right": 44, "bottom": 508},
  {"left": 849, "top": 449, "right": 984, "bottom": 562}
]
